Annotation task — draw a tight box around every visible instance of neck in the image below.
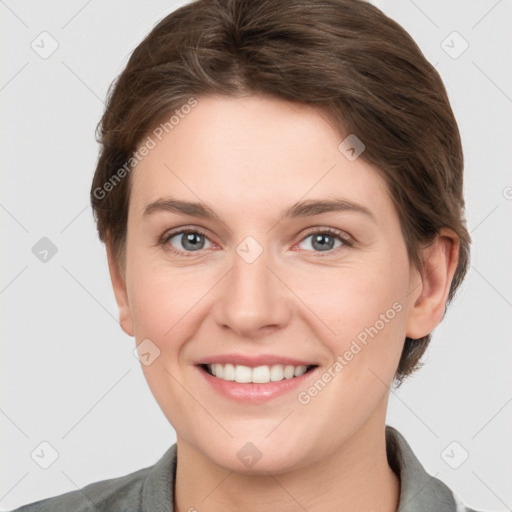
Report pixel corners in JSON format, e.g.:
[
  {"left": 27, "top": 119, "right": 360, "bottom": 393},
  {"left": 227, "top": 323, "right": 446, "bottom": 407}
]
[{"left": 174, "top": 414, "right": 400, "bottom": 512}]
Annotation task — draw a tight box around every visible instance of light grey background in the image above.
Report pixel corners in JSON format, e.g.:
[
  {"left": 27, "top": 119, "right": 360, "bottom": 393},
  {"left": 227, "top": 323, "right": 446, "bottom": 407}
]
[{"left": 1, "top": 0, "right": 511, "bottom": 510}]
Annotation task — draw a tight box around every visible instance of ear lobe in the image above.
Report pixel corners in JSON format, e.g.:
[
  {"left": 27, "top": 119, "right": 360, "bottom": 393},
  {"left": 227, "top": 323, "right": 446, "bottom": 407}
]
[
  {"left": 406, "top": 228, "right": 460, "bottom": 339},
  {"left": 106, "top": 239, "right": 134, "bottom": 337}
]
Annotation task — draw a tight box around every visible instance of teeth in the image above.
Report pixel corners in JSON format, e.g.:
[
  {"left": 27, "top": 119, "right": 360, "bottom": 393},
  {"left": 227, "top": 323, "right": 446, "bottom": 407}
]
[
  {"left": 223, "top": 363, "right": 235, "bottom": 381},
  {"left": 206, "top": 363, "right": 311, "bottom": 383},
  {"left": 294, "top": 365, "right": 308, "bottom": 377},
  {"left": 283, "top": 365, "right": 295, "bottom": 379},
  {"left": 252, "top": 365, "right": 270, "bottom": 384},
  {"left": 235, "top": 365, "right": 252, "bottom": 383},
  {"left": 270, "top": 364, "right": 284, "bottom": 381}
]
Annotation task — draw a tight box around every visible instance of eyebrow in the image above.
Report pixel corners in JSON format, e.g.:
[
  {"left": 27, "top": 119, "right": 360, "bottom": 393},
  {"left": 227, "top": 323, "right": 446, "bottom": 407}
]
[{"left": 143, "top": 197, "right": 376, "bottom": 223}]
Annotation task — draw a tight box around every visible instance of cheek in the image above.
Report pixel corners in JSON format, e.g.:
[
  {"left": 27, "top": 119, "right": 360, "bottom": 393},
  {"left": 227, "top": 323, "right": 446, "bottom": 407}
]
[
  {"left": 126, "top": 259, "right": 208, "bottom": 431},
  {"left": 126, "top": 246, "right": 207, "bottom": 342},
  {"left": 294, "top": 262, "right": 408, "bottom": 422},
  {"left": 298, "top": 257, "right": 408, "bottom": 343},
  {"left": 296, "top": 251, "right": 410, "bottom": 405}
]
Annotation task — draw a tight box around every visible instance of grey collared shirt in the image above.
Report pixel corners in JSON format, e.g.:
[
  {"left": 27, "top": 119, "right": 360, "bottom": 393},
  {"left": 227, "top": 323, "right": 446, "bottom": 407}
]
[{"left": 10, "top": 425, "right": 484, "bottom": 511}]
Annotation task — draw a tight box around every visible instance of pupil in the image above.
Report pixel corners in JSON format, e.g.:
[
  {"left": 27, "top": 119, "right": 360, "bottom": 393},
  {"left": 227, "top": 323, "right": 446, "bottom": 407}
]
[
  {"left": 314, "top": 234, "right": 333, "bottom": 251},
  {"left": 184, "top": 233, "right": 203, "bottom": 251}
]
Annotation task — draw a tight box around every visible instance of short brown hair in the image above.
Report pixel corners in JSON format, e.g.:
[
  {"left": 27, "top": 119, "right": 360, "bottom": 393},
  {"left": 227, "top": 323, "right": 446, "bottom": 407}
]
[{"left": 90, "top": 0, "right": 471, "bottom": 385}]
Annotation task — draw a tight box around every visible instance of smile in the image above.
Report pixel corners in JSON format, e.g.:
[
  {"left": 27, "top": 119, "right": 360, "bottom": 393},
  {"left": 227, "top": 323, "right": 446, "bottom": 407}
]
[{"left": 202, "top": 363, "right": 316, "bottom": 384}]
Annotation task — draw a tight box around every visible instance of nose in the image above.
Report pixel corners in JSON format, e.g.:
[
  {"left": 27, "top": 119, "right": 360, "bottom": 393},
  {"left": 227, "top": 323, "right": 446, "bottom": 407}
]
[{"left": 213, "top": 242, "right": 292, "bottom": 339}]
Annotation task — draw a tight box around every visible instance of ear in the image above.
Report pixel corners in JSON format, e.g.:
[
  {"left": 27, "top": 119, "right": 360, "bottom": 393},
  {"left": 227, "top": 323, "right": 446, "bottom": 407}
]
[
  {"left": 406, "top": 228, "right": 460, "bottom": 339},
  {"left": 106, "top": 238, "right": 134, "bottom": 337}
]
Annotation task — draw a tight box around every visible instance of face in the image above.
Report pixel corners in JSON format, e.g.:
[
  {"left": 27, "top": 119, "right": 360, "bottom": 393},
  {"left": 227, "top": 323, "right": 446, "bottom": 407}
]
[{"left": 109, "top": 94, "right": 437, "bottom": 474}]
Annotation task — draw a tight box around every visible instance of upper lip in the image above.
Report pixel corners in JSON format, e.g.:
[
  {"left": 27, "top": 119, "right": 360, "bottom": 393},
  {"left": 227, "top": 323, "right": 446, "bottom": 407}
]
[{"left": 195, "top": 354, "right": 317, "bottom": 367}]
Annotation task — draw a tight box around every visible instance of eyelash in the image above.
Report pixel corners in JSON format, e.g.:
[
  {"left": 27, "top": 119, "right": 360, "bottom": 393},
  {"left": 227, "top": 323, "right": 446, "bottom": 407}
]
[{"left": 158, "top": 226, "right": 354, "bottom": 258}]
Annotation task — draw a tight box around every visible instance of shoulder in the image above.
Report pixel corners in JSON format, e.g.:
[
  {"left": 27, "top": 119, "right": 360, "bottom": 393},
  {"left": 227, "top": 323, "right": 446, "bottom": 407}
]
[
  {"left": 8, "top": 444, "right": 177, "bottom": 512},
  {"left": 452, "top": 493, "right": 486, "bottom": 512},
  {"left": 9, "top": 466, "right": 149, "bottom": 512},
  {"left": 385, "top": 425, "right": 488, "bottom": 512}
]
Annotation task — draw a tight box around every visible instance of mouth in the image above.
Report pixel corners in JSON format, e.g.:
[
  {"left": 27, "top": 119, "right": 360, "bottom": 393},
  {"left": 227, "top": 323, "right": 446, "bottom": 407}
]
[
  {"left": 199, "top": 363, "right": 318, "bottom": 384},
  {"left": 194, "top": 354, "right": 320, "bottom": 403}
]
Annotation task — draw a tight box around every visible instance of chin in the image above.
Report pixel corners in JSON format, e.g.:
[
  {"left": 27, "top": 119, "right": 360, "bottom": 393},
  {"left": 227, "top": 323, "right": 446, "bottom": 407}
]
[{"left": 196, "top": 435, "right": 315, "bottom": 475}]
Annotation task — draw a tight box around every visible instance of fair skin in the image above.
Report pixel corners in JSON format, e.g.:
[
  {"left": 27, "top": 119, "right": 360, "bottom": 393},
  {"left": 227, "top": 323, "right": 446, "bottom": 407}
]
[{"left": 107, "top": 94, "right": 459, "bottom": 512}]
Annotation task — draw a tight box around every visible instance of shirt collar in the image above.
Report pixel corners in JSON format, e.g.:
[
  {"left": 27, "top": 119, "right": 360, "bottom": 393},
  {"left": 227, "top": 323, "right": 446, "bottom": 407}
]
[{"left": 386, "top": 425, "right": 458, "bottom": 511}]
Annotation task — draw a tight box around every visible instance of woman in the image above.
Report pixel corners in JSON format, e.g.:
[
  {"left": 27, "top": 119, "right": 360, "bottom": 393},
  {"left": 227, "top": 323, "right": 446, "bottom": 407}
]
[{"left": 12, "top": 0, "right": 483, "bottom": 510}]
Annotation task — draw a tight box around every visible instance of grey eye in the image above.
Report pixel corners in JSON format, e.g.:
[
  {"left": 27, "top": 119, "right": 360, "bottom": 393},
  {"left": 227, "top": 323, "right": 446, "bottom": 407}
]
[
  {"left": 298, "top": 232, "right": 343, "bottom": 252},
  {"left": 168, "top": 231, "right": 212, "bottom": 252}
]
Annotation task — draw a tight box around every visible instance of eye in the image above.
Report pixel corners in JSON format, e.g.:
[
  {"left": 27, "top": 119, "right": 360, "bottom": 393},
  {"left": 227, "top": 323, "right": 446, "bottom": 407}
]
[
  {"left": 162, "top": 229, "right": 214, "bottom": 256},
  {"left": 159, "top": 226, "right": 353, "bottom": 257},
  {"left": 296, "top": 228, "right": 352, "bottom": 254}
]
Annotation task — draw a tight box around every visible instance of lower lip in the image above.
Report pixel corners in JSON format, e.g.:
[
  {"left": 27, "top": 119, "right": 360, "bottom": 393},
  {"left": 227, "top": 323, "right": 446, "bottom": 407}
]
[{"left": 197, "top": 365, "right": 317, "bottom": 403}]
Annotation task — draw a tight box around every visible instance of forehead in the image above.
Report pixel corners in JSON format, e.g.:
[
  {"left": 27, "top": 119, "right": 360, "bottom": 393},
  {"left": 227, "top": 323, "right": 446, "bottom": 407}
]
[{"left": 129, "top": 95, "right": 392, "bottom": 223}]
